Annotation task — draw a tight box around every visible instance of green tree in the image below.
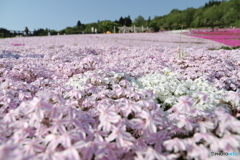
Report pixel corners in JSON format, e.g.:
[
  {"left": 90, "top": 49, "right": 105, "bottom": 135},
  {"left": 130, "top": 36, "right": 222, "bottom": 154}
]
[
  {"left": 149, "top": 16, "right": 163, "bottom": 31},
  {"left": 98, "top": 20, "right": 119, "bottom": 33},
  {"left": 50, "top": 29, "right": 58, "bottom": 35},
  {"left": 167, "top": 10, "right": 182, "bottom": 29},
  {"left": 117, "top": 16, "right": 132, "bottom": 26},
  {"left": 133, "top": 15, "right": 146, "bottom": 27},
  {"left": 0, "top": 28, "right": 10, "bottom": 38},
  {"left": 147, "top": 16, "right": 151, "bottom": 26},
  {"left": 203, "top": 5, "right": 223, "bottom": 28},
  {"left": 25, "top": 27, "right": 29, "bottom": 35},
  {"left": 65, "top": 27, "right": 74, "bottom": 34},
  {"left": 182, "top": 8, "right": 196, "bottom": 27},
  {"left": 126, "top": 15, "right": 132, "bottom": 26},
  {"left": 191, "top": 8, "right": 204, "bottom": 28},
  {"left": 77, "top": 20, "right": 82, "bottom": 28},
  {"left": 221, "top": 8, "right": 239, "bottom": 26},
  {"left": 119, "top": 16, "right": 124, "bottom": 26},
  {"left": 84, "top": 23, "right": 98, "bottom": 33}
]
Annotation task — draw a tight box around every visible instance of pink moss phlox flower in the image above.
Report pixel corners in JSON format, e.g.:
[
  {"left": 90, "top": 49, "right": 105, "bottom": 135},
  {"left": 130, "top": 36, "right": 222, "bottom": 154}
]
[
  {"left": 145, "top": 131, "right": 170, "bottom": 152},
  {"left": 80, "top": 55, "right": 101, "bottom": 70},
  {"left": 187, "top": 144, "right": 209, "bottom": 160},
  {"left": 0, "top": 143, "right": 24, "bottom": 160},
  {"left": 169, "top": 96, "right": 193, "bottom": 113},
  {"left": 20, "top": 138, "right": 44, "bottom": 155},
  {"left": 227, "top": 90, "right": 240, "bottom": 107},
  {"left": 65, "top": 89, "right": 84, "bottom": 100},
  {"left": 73, "top": 112, "right": 95, "bottom": 132},
  {"left": 177, "top": 115, "right": 195, "bottom": 132},
  {"left": 197, "top": 120, "right": 216, "bottom": 133},
  {"left": 137, "top": 99, "right": 158, "bottom": 111},
  {"left": 106, "top": 122, "right": 134, "bottom": 148},
  {"left": 209, "top": 137, "right": 223, "bottom": 151},
  {"left": 44, "top": 134, "right": 62, "bottom": 151},
  {"left": 119, "top": 79, "right": 131, "bottom": 88},
  {"left": 88, "top": 127, "right": 107, "bottom": 143},
  {"left": 0, "top": 96, "right": 18, "bottom": 111},
  {"left": 50, "top": 113, "right": 68, "bottom": 134},
  {"left": 163, "top": 137, "right": 186, "bottom": 153},
  {"left": 138, "top": 110, "right": 163, "bottom": 134},
  {"left": 193, "top": 133, "right": 215, "bottom": 145},
  {"left": 18, "top": 90, "right": 32, "bottom": 101},
  {"left": 227, "top": 120, "right": 240, "bottom": 135},
  {"left": 13, "top": 120, "right": 35, "bottom": 139},
  {"left": 97, "top": 103, "right": 121, "bottom": 132},
  {"left": 214, "top": 114, "right": 240, "bottom": 137},
  {"left": 130, "top": 92, "right": 145, "bottom": 101},
  {"left": 61, "top": 145, "right": 81, "bottom": 160},
  {"left": 142, "top": 146, "right": 167, "bottom": 160},
  {"left": 94, "top": 141, "right": 118, "bottom": 160},
  {"left": 74, "top": 139, "right": 112, "bottom": 160},
  {"left": 198, "top": 92, "right": 208, "bottom": 102},
  {"left": 115, "top": 85, "right": 128, "bottom": 97},
  {"left": 34, "top": 123, "right": 49, "bottom": 138},
  {"left": 22, "top": 97, "right": 52, "bottom": 125},
  {"left": 3, "top": 110, "right": 17, "bottom": 124},
  {"left": 128, "top": 118, "right": 145, "bottom": 130},
  {"left": 118, "top": 98, "right": 141, "bottom": 117},
  {"left": 74, "top": 141, "right": 96, "bottom": 160},
  {"left": 189, "top": 109, "right": 209, "bottom": 119},
  {"left": 218, "top": 134, "right": 240, "bottom": 151}
]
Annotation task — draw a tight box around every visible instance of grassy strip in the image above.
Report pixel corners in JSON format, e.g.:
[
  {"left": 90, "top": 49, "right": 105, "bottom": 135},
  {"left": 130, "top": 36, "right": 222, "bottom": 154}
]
[{"left": 209, "top": 46, "right": 240, "bottom": 50}]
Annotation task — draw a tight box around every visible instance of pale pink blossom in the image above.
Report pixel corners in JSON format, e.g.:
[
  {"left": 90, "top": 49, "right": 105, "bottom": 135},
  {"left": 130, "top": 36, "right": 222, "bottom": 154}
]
[
  {"left": 106, "top": 123, "right": 134, "bottom": 148},
  {"left": 163, "top": 137, "right": 186, "bottom": 152}
]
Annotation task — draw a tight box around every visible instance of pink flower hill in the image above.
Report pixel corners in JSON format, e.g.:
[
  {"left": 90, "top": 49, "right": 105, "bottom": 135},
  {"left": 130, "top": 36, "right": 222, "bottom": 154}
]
[{"left": 189, "top": 28, "right": 240, "bottom": 47}]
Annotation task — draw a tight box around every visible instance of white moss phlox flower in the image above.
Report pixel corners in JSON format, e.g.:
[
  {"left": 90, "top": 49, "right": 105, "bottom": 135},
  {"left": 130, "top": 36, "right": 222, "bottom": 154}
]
[{"left": 135, "top": 68, "right": 228, "bottom": 110}]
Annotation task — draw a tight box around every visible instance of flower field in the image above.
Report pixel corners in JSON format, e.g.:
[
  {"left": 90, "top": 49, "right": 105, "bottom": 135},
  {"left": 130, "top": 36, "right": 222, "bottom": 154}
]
[
  {"left": 0, "top": 33, "right": 240, "bottom": 160},
  {"left": 188, "top": 28, "right": 240, "bottom": 47}
]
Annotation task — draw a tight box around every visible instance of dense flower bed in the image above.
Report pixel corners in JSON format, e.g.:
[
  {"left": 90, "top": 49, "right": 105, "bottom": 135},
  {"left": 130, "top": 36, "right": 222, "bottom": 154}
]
[{"left": 0, "top": 34, "right": 239, "bottom": 160}]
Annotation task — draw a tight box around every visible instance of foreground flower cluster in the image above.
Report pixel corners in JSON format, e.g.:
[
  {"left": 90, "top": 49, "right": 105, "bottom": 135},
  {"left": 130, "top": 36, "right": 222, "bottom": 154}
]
[{"left": 0, "top": 34, "right": 240, "bottom": 160}]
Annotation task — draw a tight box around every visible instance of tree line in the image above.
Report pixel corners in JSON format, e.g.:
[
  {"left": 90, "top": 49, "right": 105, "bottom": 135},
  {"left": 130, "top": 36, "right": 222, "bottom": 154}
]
[
  {"left": 1, "top": 0, "right": 239, "bottom": 37},
  {"left": 60, "top": 0, "right": 240, "bottom": 34},
  {"left": 150, "top": 0, "right": 240, "bottom": 31}
]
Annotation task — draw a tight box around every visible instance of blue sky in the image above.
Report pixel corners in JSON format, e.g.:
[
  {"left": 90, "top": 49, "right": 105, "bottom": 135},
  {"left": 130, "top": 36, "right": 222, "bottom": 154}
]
[{"left": 1, "top": 0, "right": 216, "bottom": 31}]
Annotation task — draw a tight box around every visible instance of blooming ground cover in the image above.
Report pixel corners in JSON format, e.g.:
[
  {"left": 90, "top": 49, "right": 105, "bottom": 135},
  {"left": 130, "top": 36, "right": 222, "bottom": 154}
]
[
  {"left": 0, "top": 33, "right": 240, "bottom": 160},
  {"left": 188, "top": 29, "right": 240, "bottom": 47}
]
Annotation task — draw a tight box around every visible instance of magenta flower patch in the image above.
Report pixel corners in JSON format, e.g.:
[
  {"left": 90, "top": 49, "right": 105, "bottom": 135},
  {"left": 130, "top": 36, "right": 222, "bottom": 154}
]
[
  {"left": 188, "top": 29, "right": 240, "bottom": 47},
  {"left": 11, "top": 43, "right": 26, "bottom": 46}
]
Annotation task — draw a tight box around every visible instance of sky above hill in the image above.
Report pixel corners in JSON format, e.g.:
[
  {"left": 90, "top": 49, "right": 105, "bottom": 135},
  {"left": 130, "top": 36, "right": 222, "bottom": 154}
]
[{"left": 0, "top": 0, "right": 219, "bottom": 31}]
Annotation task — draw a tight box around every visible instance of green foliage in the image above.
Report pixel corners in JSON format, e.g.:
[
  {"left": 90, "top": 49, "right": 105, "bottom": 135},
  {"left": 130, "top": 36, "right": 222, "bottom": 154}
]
[
  {"left": 203, "top": 0, "right": 222, "bottom": 8},
  {"left": 220, "top": 46, "right": 240, "bottom": 50},
  {"left": 234, "top": 20, "right": 240, "bottom": 27},
  {"left": 50, "top": 30, "right": 58, "bottom": 35},
  {"left": 203, "top": 5, "right": 223, "bottom": 28},
  {"left": 149, "top": 20, "right": 159, "bottom": 32},
  {"left": 97, "top": 20, "right": 119, "bottom": 33},
  {"left": 117, "top": 16, "right": 132, "bottom": 26},
  {"left": 151, "top": 0, "right": 240, "bottom": 30},
  {"left": 77, "top": 20, "right": 82, "bottom": 27},
  {"left": 0, "top": 28, "right": 10, "bottom": 38},
  {"left": 133, "top": 15, "right": 146, "bottom": 27},
  {"left": 209, "top": 46, "right": 240, "bottom": 50}
]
